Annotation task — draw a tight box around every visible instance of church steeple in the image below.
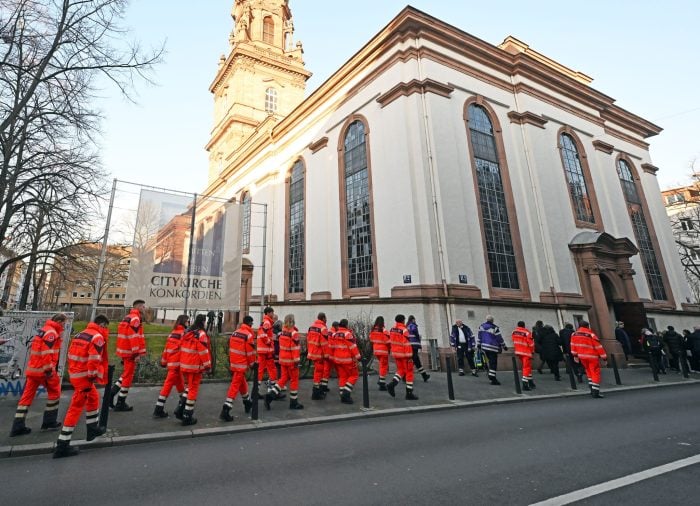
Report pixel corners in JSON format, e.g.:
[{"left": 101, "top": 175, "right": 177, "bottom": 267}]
[{"left": 206, "top": 1, "right": 311, "bottom": 184}]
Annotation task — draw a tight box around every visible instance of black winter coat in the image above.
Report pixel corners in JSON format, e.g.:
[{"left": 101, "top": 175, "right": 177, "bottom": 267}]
[
  {"left": 538, "top": 327, "right": 564, "bottom": 361},
  {"left": 663, "top": 331, "right": 684, "bottom": 354},
  {"left": 687, "top": 330, "right": 700, "bottom": 353}
]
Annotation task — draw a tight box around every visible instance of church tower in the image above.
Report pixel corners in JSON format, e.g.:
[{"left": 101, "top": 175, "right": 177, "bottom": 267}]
[{"left": 206, "top": 0, "right": 311, "bottom": 184}]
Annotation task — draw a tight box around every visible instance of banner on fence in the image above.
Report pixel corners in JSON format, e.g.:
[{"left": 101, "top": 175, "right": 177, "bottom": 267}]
[
  {"left": 0, "top": 311, "right": 74, "bottom": 397},
  {"left": 125, "top": 189, "right": 242, "bottom": 310}
]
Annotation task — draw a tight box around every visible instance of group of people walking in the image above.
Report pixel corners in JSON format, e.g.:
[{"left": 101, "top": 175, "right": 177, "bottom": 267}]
[{"left": 9, "top": 299, "right": 698, "bottom": 458}]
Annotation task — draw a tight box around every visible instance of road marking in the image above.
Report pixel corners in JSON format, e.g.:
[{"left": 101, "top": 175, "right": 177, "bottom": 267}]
[{"left": 530, "top": 454, "right": 700, "bottom": 506}]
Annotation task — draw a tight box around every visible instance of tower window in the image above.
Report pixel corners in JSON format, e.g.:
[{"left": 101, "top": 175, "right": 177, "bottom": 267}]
[
  {"left": 263, "top": 16, "right": 274, "bottom": 45},
  {"left": 265, "top": 87, "right": 277, "bottom": 114}
]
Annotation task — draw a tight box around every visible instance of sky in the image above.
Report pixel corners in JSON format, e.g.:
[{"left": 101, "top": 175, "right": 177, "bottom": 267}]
[{"left": 98, "top": 0, "right": 700, "bottom": 202}]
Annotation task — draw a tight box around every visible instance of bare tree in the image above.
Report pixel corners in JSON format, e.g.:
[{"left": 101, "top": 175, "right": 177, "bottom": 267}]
[{"left": 0, "top": 0, "right": 163, "bottom": 280}]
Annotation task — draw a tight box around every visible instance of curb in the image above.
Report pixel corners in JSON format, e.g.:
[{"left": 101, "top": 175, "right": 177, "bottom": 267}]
[{"left": 4, "top": 378, "right": 698, "bottom": 459}]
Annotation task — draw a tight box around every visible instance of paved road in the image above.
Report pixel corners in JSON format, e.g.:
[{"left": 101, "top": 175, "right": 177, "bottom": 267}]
[{"left": 1, "top": 384, "right": 698, "bottom": 505}]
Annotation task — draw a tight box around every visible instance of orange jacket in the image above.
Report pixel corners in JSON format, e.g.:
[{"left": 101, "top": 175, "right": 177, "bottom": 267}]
[
  {"left": 26, "top": 320, "right": 64, "bottom": 378},
  {"left": 369, "top": 328, "right": 390, "bottom": 357},
  {"left": 278, "top": 328, "right": 301, "bottom": 365},
  {"left": 329, "top": 328, "right": 360, "bottom": 365},
  {"left": 160, "top": 325, "right": 185, "bottom": 370},
  {"left": 306, "top": 320, "right": 329, "bottom": 361},
  {"left": 229, "top": 324, "right": 256, "bottom": 372},
  {"left": 256, "top": 314, "right": 275, "bottom": 357},
  {"left": 512, "top": 327, "right": 534, "bottom": 358},
  {"left": 389, "top": 323, "right": 412, "bottom": 359},
  {"left": 570, "top": 327, "right": 607, "bottom": 361},
  {"left": 68, "top": 322, "right": 108, "bottom": 384},
  {"left": 180, "top": 329, "right": 212, "bottom": 373},
  {"left": 116, "top": 309, "right": 146, "bottom": 358}
]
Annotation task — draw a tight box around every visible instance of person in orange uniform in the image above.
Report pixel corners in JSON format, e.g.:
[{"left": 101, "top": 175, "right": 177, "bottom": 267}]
[
  {"left": 329, "top": 319, "right": 361, "bottom": 404},
  {"left": 265, "top": 314, "right": 303, "bottom": 410},
  {"left": 53, "top": 314, "right": 110, "bottom": 458},
  {"left": 307, "top": 312, "right": 330, "bottom": 400},
  {"left": 257, "top": 306, "right": 281, "bottom": 398},
  {"left": 178, "top": 314, "right": 212, "bottom": 425},
  {"left": 153, "top": 314, "right": 189, "bottom": 419},
  {"left": 387, "top": 314, "right": 418, "bottom": 400},
  {"left": 512, "top": 321, "right": 536, "bottom": 391},
  {"left": 10, "top": 313, "right": 67, "bottom": 437},
  {"left": 111, "top": 299, "right": 147, "bottom": 411},
  {"left": 570, "top": 321, "right": 607, "bottom": 398},
  {"left": 220, "top": 315, "right": 256, "bottom": 421},
  {"left": 369, "top": 316, "right": 391, "bottom": 391}
]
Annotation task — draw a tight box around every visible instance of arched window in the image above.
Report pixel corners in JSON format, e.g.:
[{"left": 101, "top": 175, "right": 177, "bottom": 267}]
[
  {"left": 617, "top": 158, "right": 666, "bottom": 300},
  {"left": 466, "top": 103, "right": 520, "bottom": 290},
  {"left": 241, "top": 192, "right": 251, "bottom": 254},
  {"left": 265, "top": 87, "right": 277, "bottom": 114},
  {"left": 287, "top": 160, "right": 305, "bottom": 294},
  {"left": 263, "top": 16, "right": 274, "bottom": 44},
  {"left": 341, "top": 120, "right": 375, "bottom": 291},
  {"left": 559, "top": 132, "right": 596, "bottom": 225}
]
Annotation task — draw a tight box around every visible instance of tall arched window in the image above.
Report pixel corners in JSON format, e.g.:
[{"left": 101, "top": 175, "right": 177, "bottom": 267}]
[
  {"left": 287, "top": 160, "right": 305, "bottom": 294},
  {"left": 241, "top": 192, "right": 251, "bottom": 254},
  {"left": 559, "top": 132, "right": 597, "bottom": 226},
  {"left": 466, "top": 103, "right": 520, "bottom": 290},
  {"left": 617, "top": 158, "right": 667, "bottom": 300},
  {"left": 341, "top": 119, "right": 375, "bottom": 291},
  {"left": 265, "top": 87, "right": 277, "bottom": 114},
  {"left": 263, "top": 16, "right": 274, "bottom": 44}
]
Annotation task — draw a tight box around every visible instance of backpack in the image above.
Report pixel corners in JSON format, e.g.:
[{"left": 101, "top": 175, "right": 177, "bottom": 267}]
[{"left": 646, "top": 334, "right": 662, "bottom": 351}]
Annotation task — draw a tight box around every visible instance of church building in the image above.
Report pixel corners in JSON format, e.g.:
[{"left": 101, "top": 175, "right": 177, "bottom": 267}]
[{"left": 202, "top": 1, "right": 699, "bottom": 357}]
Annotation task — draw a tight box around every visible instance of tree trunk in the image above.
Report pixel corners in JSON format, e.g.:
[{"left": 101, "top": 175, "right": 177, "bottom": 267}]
[{"left": 18, "top": 210, "right": 45, "bottom": 309}]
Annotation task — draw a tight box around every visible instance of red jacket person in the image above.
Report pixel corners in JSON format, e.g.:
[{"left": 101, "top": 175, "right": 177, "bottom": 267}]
[
  {"left": 153, "top": 314, "right": 189, "bottom": 419},
  {"left": 220, "top": 315, "right": 256, "bottom": 421},
  {"left": 570, "top": 321, "right": 607, "bottom": 398},
  {"left": 111, "top": 299, "right": 147, "bottom": 411}
]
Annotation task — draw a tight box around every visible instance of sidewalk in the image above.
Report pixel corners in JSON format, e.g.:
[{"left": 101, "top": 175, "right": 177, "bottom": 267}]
[{"left": 1, "top": 366, "right": 698, "bottom": 458}]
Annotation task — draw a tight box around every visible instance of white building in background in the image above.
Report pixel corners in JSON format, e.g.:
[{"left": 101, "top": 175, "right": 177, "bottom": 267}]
[{"left": 202, "top": 1, "right": 698, "bottom": 356}]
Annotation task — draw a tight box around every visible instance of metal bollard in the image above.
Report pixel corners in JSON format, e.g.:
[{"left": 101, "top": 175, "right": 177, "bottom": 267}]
[
  {"left": 565, "top": 355, "right": 577, "bottom": 390},
  {"left": 251, "top": 363, "right": 259, "bottom": 420},
  {"left": 610, "top": 354, "right": 622, "bottom": 385},
  {"left": 511, "top": 356, "right": 522, "bottom": 394},
  {"left": 98, "top": 364, "right": 115, "bottom": 429},
  {"left": 362, "top": 357, "right": 370, "bottom": 409},
  {"left": 680, "top": 352, "right": 690, "bottom": 379},
  {"left": 445, "top": 353, "right": 455, "bottom": 400},
  {"left": 649, "top": 352, "right": 659, "bottom": 382}
]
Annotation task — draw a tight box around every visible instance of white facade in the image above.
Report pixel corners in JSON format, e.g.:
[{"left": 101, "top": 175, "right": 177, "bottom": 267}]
[{"left": 204, "top": 5, "right": 698, "bottom": 346}]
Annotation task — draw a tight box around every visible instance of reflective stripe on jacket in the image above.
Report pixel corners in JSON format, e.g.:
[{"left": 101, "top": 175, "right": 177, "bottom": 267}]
[
  {"left": 229, "top": 324, "right": 256, "bottom": 371},
  {"left": 476, "top": 321, "right": 505, "bottom": 353},
  {"left": 116, "top": 309, "right": 146, "bottom": 358},
  {"left": 389, "top": 323, "right": 412, "bottom": 359},
  {"left": 180, "top": 329, "right": 212, "bottom": 373},
  {"left": 278, "top": 328, "right": 301, "bottom": 365},
  {"left": 160, "top": 325, "right": 185, "bottom": 370},
  {"left": 68, "top": 323, "right": 107, "bottom": 383},
  {"left": 369, "top": 328, "right": 390, "bottom": 356},
  {"left": 26, "top": 320, "right": 63, "bottom": 377},
  {"left": 512, "top": 327, "right": 534, "bottom": 358},
  {"left": 306, "top": 320, "right": 329, "bottom": 361},
  {"left": 256, "top": 315, "right": 275, "bottom": 356},
  {"left": 570, "top": 328, "right": 607, "bottom": 360},
  {"left": 329, "top": 328, "right": 360, "bottom": 365}
]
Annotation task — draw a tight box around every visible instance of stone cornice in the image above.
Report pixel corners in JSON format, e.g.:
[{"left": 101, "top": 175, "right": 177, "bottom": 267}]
[
  {"left": 376, "top": 78, "right": 454, "bottom": 107},
  {"left": 308, "top": 137, "right": 329, "bottom": 153},
  {"left": 507, "top": 111, "right": 548, "bottom": 128},
  {"left": 592, "top": 140, "right": 615, "bottom": 154},
  {"left": 641, "top": 163, "right": 660, "bottom": 175}
]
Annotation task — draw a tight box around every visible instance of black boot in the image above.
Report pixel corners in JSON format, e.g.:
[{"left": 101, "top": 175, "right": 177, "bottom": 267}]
[
  {"left": 181, "top": 410, "right": 197, "bottom": 426},
  {"left": 321, "top": 384, "right": 330, "bottom": 394},
  {"left": 489, "top": 376, "right": 501, "bottom": 386},
  {"left": 311, "top": 386, "right": 324, "bottom": 400},
  {"left": 153, "top": 405, "right": 168, "bottom": 419},
  {"left": 53, "top": 440, "right": 79, "bottom": 459},
  {"left": 528, "top": 380, "right": 536, "bottom": 390},
  {"left": 386, "top": 380, "right": 397, "bottom": 397},
  {"left": 275, "top": 391, "right": 286, "bottom": 401},
  {"left": 340, "top": 390, "right": 353, "bottom": 404},
  {"left": 421, "top": 371, "right": 431, "bottom": 382},
  {"left": 174, "top": 395, "right": 186, "bottom": 420},
  {"left": 471, "top": 370, "right": 479, "bottom": 377},
  {"left": 219, "top": 405, "right": 234, "bottom": 422},
  {"left": 41, "top": 409, "right": 61, "bottom": 430},
  {"left": 109, "top": 384, "right": 121, "bottom": 408},
  {"left": 264, "top": 392, "right": 275, "bottom": 410},
  {"left": 86, "top": 423, "right": 106, "bottom": 442},
  {"left": 243, "top": 398, "right": 253, "bottom": 414},
  {"left": 378, "top": 382, "right": 387, "bottom": 391},
  {"left": 592, "top": 390, "right": 605, "bottom": 399},
  {"left": 458, "top": 369, "right": 465, "bottom": 376},
  {"left": 289, "top": 398, "right": 304, "bottom": 410},
  {"left": 10, "top": 418, "right": 31, "bottom": 437},
  {"left": 405, "top": 390, "right": 419, "bottom": 400},
  {"left": 522, "top": 381, "right": 531, "bottom": 391},
  {"left": 113, "top": 396, "right": 133, "bottom": 412}
]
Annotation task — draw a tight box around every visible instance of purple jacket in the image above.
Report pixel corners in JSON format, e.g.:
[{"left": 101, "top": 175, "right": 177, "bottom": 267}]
[
  {"left": 407, "top": 322, "right": 421, "bottom": 349},
  {"left": 476, "top": 321, "right": 505, "bottom": 353},
  {"left": 450, "top": 324, "right": 475, "bottom": 349}
]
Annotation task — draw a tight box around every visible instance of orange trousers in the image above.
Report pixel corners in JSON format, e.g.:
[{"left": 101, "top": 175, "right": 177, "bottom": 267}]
[
  {"left": 18, "top": 374, "right": 61, "bottom": 406},
  {"left": 277, "top": 364, "right": 299, "bottom": 391},
  {"left": 257, "top": 355, "right": 278, "bottom": 382},
  {"left": 159, "top": 368, "right": 184, "bottom": 397},
  {"left": 518, "top": 355, "right": 532, "bottom": 380},
  {"left": 336, "top": 363, "right": 359, "bottom": 389},
  {"left": 226, "top": 370, "right": 249, "bottom": 399},
  {"left": 580, "top": 357, "right": 601, "bottom": 388},
  {"left": 375, "top": 355, "right": 389, "bottom": 380},
  {"left": 394, "top": 358, "right": 414, "bottom": 384},
  {"left": 64, "top": 379, "right": 99, "bottom": 427}
]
